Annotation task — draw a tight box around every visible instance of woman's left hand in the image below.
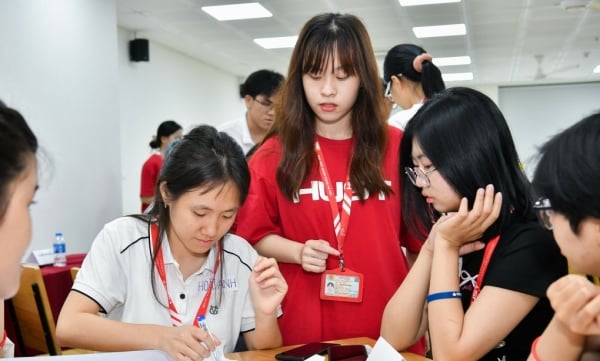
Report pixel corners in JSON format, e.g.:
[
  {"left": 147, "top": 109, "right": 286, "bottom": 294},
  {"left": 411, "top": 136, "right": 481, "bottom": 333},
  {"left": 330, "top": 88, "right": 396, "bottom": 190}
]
[
  {"left": 249, "top": 257, "right": 288, "bottom": 315},
  {"left": 435, "top": 184, "right": 502, "bottom": 249}
]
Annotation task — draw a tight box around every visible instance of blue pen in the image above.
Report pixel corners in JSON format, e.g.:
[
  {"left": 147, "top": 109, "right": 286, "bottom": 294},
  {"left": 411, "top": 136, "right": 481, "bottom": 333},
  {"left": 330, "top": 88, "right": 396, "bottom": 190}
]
[{"left": 197, "top": 315, "right": 223, "bottom": 361}]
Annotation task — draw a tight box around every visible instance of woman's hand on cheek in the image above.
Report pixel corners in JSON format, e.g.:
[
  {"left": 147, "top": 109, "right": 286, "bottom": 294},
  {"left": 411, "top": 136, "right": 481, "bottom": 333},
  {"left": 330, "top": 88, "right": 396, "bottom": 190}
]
[
  {"left": 435, "top": 184, "right": 502, "bottom": 249},
  {"left": 427, "top": 217, "right": 485, "bottom": 255}
]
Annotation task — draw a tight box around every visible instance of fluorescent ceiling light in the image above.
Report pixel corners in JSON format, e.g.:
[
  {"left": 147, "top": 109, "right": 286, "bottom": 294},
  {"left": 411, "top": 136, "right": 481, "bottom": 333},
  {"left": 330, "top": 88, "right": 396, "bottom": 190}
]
[
  {"left": 413, "top": 24, "right": 466, "bottom": 38},
  {"left": 433, "top": 56, "right": 471, "bottom": 66},
  {"left": 594, "top": 65, "right": 600, "bottom": 73},
  {"left": 442, "top": 72, "right": 473, "bottom": 82},
  {"left": 254, "top": 36, "right": 298, "bottom": 49},
  {"left": 399, "top": 0, "right": 460, "bottom": 6},
  {"left": 201, "top": 2, "right": 272, "bottom": 21}
]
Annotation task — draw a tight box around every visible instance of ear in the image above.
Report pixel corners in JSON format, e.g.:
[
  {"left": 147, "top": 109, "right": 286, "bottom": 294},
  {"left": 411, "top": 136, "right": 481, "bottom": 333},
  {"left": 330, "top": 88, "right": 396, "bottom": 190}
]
[
  {"left": 159, "top": 181, "right": 170, "bottom": 206},
  {"left": 594, "top": 218, "right": 600, "bottom": 244},
  {"left": 244, "top": 94, "right": 253, "bottom": 109}
]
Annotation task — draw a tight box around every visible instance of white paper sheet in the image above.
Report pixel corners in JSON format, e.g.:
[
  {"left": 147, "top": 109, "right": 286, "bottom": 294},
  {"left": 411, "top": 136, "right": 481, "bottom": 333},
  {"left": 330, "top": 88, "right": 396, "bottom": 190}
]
[{"left": 366, "top": 336, "right": 407, "bottom": 361}]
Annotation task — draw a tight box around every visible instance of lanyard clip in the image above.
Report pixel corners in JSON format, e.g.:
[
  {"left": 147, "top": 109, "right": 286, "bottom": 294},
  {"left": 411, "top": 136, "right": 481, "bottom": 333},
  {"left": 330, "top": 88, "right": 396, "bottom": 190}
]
[{"left": 339, "top": 254, "right": 345, "bottom": 272}]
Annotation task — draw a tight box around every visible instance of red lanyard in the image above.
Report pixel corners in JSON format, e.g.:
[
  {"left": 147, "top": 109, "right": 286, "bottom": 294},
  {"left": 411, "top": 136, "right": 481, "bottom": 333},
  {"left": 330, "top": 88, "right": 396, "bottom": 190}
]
[
  {"left": 470, "top": 235, "right": 500, "bottom": 304},
  {"left": 151, "top": 223, "right": 220, "bottom": 326},
  {"left": 314, "top": 141, "right": 353, "bottom": 270}
]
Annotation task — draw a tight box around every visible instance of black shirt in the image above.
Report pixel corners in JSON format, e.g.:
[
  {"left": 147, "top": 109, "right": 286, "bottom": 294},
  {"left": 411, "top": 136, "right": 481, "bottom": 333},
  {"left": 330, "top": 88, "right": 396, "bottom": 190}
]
[{"left": 458, "top": 218, "right": 567, "bottom": 361}]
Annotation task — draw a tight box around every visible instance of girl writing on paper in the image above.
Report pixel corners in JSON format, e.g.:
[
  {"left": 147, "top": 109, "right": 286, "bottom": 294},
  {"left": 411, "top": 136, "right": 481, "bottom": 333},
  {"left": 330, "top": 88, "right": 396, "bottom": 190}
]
[
  {"left": 233, "top": 13, "right": 424, "bottom": 354},
  {"left": 0, "top": 100, "right": 39, "bottom": 358},
  {"left": 57, "top": 125, "right": 287, "bottom": 360},
  {"left": 381, "top": 87, "right": 567, "bottom": 360}
]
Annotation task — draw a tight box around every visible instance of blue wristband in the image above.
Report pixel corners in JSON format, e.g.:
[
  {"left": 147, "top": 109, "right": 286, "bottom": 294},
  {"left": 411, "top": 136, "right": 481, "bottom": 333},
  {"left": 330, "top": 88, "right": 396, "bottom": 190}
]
[{"left": 426, "top": 291, "right": 462, "bottom": 303}]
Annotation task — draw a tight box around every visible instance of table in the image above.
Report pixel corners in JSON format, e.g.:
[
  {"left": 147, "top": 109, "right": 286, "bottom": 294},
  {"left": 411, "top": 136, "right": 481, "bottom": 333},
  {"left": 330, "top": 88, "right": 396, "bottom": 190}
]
[
  {"left": 10, "top": 337, "right": 431, "bottom": 360},
  {"left": 3, "top": 253, "right": 86, "bottom": 356},
  {"left": 226, "top": 337, "right": 431, "bottom": 361}
]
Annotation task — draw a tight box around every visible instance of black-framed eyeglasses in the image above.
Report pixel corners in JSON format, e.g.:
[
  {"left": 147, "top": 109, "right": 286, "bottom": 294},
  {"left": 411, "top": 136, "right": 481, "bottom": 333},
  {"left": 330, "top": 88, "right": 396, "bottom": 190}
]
[
  {"left": 533, "top": 197, "right": 553, "bottom": 230},
  {"left": 404, "top": 166, "right": 437, "bottom": 187},
  {"left": 384, "top": 73, "right": 402, "bottom": 102},
  {"left": 253, "top": 96, "right": 273, "bottom": 109}
]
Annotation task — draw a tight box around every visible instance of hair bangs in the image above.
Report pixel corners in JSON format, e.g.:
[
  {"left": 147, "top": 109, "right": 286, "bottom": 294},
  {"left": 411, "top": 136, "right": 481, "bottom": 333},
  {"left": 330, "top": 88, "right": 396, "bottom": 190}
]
[{"left": 301, "top": 29, "right": 357, "bottom": 77}]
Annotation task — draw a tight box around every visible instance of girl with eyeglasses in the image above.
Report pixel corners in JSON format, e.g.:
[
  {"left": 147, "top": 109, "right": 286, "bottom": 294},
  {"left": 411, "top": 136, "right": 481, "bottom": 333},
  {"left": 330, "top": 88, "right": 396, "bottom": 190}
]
[
  {"left": 234, "top": 13, "right": 425, "bottom": 353},
  {"left": 527, "top": 111, "right": 600, "bottom": 361},
  {"left": 381, "top": 87, "right": 567, "bottom": 360},
  {"left": 383, "top": 44, "right": 445, "bottom": 130}
]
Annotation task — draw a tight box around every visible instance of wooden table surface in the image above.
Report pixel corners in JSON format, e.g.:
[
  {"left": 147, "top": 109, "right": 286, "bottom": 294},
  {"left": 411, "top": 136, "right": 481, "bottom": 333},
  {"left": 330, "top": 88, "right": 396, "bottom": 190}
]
[{"left": 226, "top": 337, "right": 431, "bottom": 361}]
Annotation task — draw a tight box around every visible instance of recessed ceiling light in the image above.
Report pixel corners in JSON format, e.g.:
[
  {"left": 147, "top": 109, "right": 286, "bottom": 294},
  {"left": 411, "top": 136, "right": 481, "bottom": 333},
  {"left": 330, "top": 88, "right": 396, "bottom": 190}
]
[
  {"left": 433, "top": 56, "right": 471, "bottom": 66},
  {"left": 254, "top": 36, "right": 298, "bottom": 49},
  {"left": 399, "top": 0, "right": 460, "bottom": 6},
  {"left": 201, "top": 2, "right": 272, "bottom": 21},
  {"left": 442, "top": 72, "right": 473, "bottom": 82},
  {"left": 413, "top": 24, "right": 466, "bottom": 38},
  {"left": 593, "top": 64, "right": 600, "bottom": 73}
]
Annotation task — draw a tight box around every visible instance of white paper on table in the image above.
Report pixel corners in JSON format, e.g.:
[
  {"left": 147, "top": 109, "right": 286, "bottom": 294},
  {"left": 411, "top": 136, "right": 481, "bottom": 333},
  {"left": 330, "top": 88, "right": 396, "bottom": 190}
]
[
  {"left": 366, "top": 336, "right": 406, "bottom": 361},
  {"left": 305, "top": 354, "right": 326, "bottom": 361}
]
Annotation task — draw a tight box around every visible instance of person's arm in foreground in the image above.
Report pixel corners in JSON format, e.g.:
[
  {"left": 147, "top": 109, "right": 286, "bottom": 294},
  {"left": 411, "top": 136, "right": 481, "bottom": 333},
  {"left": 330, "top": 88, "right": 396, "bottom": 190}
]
[
  {"left": 527, "top": 275, "right": 600, "bottom": 361},
  {"left": 381, "top": 219, "right": 486, "bottom": 350},
  {"left": 381, "top": 233, "right": 434, "bottom": 349},
  {"left": 427, "top": 185, "right": 542, "bottom": 361},
  {"left": 56, "top": 292, "right": 218, "bottom": 361},
  {"left": 243, "top": 256, "right": 288, "bottom": 349}
]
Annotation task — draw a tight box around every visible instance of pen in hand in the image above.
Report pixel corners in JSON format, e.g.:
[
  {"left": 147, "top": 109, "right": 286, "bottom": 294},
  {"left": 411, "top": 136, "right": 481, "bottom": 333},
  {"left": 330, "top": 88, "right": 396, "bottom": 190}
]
[{"left": 197, "top": 314, "right": 224, "bottom": 361}]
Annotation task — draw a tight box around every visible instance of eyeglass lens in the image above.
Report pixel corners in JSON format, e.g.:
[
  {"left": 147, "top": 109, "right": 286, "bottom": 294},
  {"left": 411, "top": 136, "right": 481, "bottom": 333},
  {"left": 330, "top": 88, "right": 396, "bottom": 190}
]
[{"left": 404, "top": 167, "right": 430, "bottom": 187}]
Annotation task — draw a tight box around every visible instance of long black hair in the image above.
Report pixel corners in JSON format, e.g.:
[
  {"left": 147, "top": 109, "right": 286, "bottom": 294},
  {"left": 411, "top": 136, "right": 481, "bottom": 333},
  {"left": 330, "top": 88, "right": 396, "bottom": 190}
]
[
  {"left": 142, "top": 124, "right": 250, "bottom": 307},
  {"left": 401, "top": 87, "right": 531, "bottom": 241},
  {"left": 0, "top": 100, "right": 38, "bottom": 220}
]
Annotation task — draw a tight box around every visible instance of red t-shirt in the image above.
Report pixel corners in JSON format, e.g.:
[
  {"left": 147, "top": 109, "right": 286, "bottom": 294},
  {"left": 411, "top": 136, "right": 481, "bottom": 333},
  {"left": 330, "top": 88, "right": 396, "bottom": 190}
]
[
  {"left": 234, "top": 127, "right": 424, "bottom": 354},
  {"left": 140, "top": 153, "right": 163, "bottom": 212}
]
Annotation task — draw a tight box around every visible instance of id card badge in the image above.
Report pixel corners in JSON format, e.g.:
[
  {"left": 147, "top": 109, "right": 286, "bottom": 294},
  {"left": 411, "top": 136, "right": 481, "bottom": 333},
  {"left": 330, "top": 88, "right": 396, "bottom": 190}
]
[{"left": 320, "top": 268, "right": 364, "bottom": 303}]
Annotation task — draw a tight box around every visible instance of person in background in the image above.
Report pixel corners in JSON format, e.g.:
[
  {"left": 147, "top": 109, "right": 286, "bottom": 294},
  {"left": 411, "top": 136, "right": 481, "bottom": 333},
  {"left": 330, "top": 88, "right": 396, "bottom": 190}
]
[
  {"left": 140, "top": 120, "right": 183, "bottom": 212},
  {"left": 219, "top": 69, "right": 284, "bottom": 156},
  {"left": 57, "top": 125, "right": 287, "bottom": 359},
  {"left": 527, "top": 111, "right": 600, "bottom": 361},
  {"left": 381, "top": 87, "right": 567, "bottom": 360},
  {"left": 383, "top": 44, "right": 445, "bottom": 129},
  {"left": 0, "top": 100, "right": 39, "bottom": 358},
  {"left": 233, "top": 13, "right": 424, "bottom": 354}
]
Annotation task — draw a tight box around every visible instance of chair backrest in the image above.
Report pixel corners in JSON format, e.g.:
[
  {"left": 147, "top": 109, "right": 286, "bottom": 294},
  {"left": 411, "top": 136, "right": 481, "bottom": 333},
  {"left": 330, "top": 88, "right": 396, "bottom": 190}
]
[
  {"left": 70, "top": 267, "right": 80, "bottom": 281},
  {"left": 7, "top": 264, "right": 62, "bottom": 355}
]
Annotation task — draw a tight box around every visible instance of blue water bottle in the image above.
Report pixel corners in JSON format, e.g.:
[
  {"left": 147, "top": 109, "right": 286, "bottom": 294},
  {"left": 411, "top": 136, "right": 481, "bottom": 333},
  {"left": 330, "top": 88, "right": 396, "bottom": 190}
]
[{"left": 53, "top": 232, "right": 67, "bottom": 267}]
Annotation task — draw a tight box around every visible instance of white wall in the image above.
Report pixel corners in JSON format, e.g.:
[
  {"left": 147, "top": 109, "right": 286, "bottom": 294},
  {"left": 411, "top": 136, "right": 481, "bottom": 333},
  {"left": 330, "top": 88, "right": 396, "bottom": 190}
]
[
  {"left": 117, "top": 29, "right": 245, "bottom": 214},
  {"left": 498, "top": 82, "right": 600, "bottom": 177},
  {"left": 1, "top": 1, "right": 244, "bottom": 256},
  {"left": 0, "top": 0, "right": 121, "bottom": 254}
]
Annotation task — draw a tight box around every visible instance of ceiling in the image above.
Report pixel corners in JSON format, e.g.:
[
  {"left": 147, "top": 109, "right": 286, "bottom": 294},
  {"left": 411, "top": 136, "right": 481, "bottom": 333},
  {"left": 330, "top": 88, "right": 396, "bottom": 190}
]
[{"left": 116, "top": 0, "right": 600, "bottom": 86}]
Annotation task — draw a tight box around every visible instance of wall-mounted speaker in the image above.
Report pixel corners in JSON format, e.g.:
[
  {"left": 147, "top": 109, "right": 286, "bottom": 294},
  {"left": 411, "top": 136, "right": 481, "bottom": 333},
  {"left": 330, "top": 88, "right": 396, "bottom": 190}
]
[{"left": 129, "top": 39, "right": 149, "bottom": 62}]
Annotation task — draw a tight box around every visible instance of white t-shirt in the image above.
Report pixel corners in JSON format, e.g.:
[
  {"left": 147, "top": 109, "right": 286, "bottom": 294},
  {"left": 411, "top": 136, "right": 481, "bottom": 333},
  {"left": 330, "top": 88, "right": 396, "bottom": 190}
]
[
  {"left": 218, "top": 116, "right": 254, "bottom": 155},
  {"left": 73, "top": 216, "right": 278, "bottom": 353},
  {"left": 388, "top": 102, "right": 423, "bottom": 130}
]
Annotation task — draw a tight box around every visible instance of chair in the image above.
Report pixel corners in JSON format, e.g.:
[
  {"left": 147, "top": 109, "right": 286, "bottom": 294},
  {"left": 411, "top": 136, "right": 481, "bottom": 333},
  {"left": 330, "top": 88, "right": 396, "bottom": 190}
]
[
  {"left": 6, "top": 264, "right": 92, "bottom": 356},
  {"left": 70, "top": 267, "right": 80, "bottom": 281}
]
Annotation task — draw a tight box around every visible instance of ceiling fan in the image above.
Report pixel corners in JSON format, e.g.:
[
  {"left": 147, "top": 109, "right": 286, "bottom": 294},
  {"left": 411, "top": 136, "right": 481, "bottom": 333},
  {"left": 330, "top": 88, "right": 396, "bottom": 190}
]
[{"left": 533, "top": 54, "right": 580, "bottom": 80}]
